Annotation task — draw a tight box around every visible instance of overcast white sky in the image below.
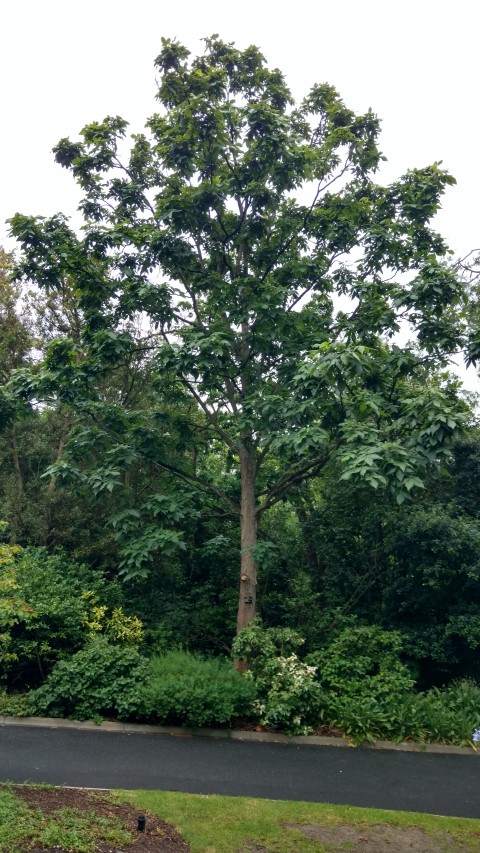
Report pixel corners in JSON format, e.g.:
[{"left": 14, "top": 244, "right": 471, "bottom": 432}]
[{"left": 2, "top": 0, "right": 479, "bottom": 386}]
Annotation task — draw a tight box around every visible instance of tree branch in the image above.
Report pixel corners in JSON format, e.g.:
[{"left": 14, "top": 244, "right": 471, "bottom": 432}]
[
  {"left": 256, "top": 447, "right": 336, "bottom": 516},
  {"left": 150, "top": 458, "right": 240, "bottom": 514},
  {"left": 181, "top": 378, "right": 237, "bottom": 452}
]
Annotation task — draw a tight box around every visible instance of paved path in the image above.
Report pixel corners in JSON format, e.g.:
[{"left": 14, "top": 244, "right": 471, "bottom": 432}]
[{"left": 1, "top": 725, "right": 479, "bottom": 818}]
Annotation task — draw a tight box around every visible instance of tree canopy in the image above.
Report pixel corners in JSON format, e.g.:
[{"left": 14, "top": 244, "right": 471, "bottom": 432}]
[{"left": 6, "top": 36, "right": 474, "bottom": 633}]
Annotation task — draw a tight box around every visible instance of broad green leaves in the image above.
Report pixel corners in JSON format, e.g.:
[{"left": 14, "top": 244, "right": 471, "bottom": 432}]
[{"left": 5, "top": 37, "right": 474, "bottom": 581}]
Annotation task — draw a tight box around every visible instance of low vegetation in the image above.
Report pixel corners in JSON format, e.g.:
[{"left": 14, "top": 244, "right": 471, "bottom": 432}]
[
  {"left": 3, "top": 598, "right": 480, "bottom": 745},
  {"left": 1, "top": 785, "right": 480, "bottom": 853}
]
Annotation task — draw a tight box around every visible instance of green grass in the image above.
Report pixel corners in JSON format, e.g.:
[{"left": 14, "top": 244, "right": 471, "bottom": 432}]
[
  {"left": 0, "top": 786, "right": 132, "bottom": 853},
  {"left": 1, "top": 783, "right": 480, "bottom": 852},
  {"left": 117, "top": 790, "right": 480, "bottom": 852}
]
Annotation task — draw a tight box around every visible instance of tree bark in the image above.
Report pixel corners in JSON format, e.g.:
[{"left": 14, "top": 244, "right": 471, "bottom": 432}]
[
  {"left": 9, "top": 426, "right": 23, "bottom": 544},
  {"left": 295, "top": 502, "right": 320, "bottom": 578},
  {"left": 47, "top": 416, "right": 72, "bottom": 497},
  {"left": 236, "top": 446, "right": 257, "bottom": 635},
  {"left": 11, "top": 426, "right": 23, "bottom": 497}
]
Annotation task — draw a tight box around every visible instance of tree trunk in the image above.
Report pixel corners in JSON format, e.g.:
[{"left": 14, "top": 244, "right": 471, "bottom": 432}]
[
  {"left": 11, "top": 426, "right": 23, "bottom": 497},
  {"left": 295, "top": 503, "right": 320, "bottom": 577},
  {"left": 47, "top": 417, "right": 71, "bottom": 496},
  {"left": 9, "top": 426, "right": 23, "bottom": 544},
  {"left": 236, "top": 446, "right": 257, "bottom": 634}
]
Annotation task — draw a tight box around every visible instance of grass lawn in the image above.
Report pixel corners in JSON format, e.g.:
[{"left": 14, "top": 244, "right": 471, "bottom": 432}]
[
  {"left": 1, "top": 784, "right": 480, "bottom": 851},
  {"left": 118, "top": 790, "right": 480, "bottom": 852}
]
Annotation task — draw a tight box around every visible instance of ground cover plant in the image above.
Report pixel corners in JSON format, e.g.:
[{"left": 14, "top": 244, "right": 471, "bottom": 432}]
[
  {"left": 2, "top": 785, "right": 480, "bottom": 853},
  {"left": 0, "top": 785, "right": 177, "bottom": 853}
]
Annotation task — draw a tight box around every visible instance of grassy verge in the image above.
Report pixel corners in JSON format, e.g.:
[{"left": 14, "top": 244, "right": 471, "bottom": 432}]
[
  {"left": 117, "top": 790, "right": 480, "bottom": 852},
  {"left": 1, "top": 784, "right": 479, "bottom": 852}
]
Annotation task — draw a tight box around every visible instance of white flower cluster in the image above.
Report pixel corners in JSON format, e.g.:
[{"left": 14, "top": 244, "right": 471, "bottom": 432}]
[{"left": 274, "top": 655, "right": 317, "bottom": 684}]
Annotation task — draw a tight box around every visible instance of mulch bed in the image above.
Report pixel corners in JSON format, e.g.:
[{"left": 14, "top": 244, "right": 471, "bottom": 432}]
[
  {"left": 12, "top": 785, "right": 190, "bottom": 853},
  {"left": 231, "top": 719, "right": 346, "bottom": 738}
]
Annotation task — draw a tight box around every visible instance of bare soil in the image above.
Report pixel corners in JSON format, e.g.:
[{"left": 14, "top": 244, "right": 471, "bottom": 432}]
[
  {"left": 12, "top": 785, "right": 190, "bottom": 853},
  {"left": 284, "top": 822, "right": 470, "bottom": 851}
]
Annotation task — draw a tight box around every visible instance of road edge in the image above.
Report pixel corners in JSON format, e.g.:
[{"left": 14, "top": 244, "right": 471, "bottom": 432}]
[{"left": 0, "top": 715, "right": 477, "bottom": 755}]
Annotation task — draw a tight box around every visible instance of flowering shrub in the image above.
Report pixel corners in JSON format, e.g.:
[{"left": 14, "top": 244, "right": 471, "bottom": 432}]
[
  {"left": 232, "top": 621, "right": 323, "bottom": 734},
  {"left": 249, "top": 654, "right": 321, "bottom": 735}
]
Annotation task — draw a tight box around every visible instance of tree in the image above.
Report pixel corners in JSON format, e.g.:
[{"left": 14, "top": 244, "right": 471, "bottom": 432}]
[
  {"left": 8, "top": 37, "right": 471, "bottom": 635},
  {"left": 0, "top": 248, "right": 36, "bottom": 532},
  {"left": 455, "top": 250, "right": 480, "bottom": 368}
]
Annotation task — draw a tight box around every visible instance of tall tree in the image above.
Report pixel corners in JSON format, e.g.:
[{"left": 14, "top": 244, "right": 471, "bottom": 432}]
[
  {"left": 8, "top": 38, "right": 471, "bottom": 634},
  {"left": 0, "top": 248, "right": 35, "bottom": 530},
  {"left": 456, "top": 250, "right": 480, "bottom": 368}
]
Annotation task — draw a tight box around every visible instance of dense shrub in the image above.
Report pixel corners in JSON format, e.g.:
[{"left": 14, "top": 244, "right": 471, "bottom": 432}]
[
  {"left": 308, "top": 625, "right": 415, "bottom": 703},
  {"left": 28, "top": 637, "right": 147, "bottom": 720},
  {"left": 0, "top": 546, "right": 127, "bottom": 687},
  {"left": 382, "top": 506, "right": 480, "bottom": 685},
  {"left": 322, "top": 680, "right": 480, "bottom": 746},
  {"left": 138, "top": 650, "right": 256, "bottom": 727},
  {"left": 232, "top": 622, "right": 323, "bottom": 734},
  {"left": 0, "top": 689, "right": 28, "bottom": 716},
  {"left": 0, "top": 544, "right": 31, "bottom": 674}
]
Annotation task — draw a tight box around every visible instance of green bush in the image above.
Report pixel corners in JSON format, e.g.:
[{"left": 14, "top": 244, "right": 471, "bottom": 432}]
[
  {"left": 0, "top": 689, "right": 28, "bottom": 717},
  {"left": 308, "top": 625, "right": 415, "bottom": 703},
  {"left": 138, "top": 650, "right": 256, "bottom": 727},
  {"left": 411, "top": 680, "right": 480, "bottom": 745},
  {"left": 232, "top": 621, "right": 305, "bottom": 675},
  {"left": 321, "top": 680, "right": 480, "bottom": 746},
  {"left": 28, "top": 637, "right": 147, "bottom": 721},
  {"left": 1, "top": 546, "right": 125, "bottom": 688},
  {"left": 232, "top": 622, "right": 323, "bottom": 734}
]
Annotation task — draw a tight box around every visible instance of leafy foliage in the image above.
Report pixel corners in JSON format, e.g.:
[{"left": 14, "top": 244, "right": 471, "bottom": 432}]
[
  {"left": 322, "top": 679, "right": 480, "bottom": 746},
  {"left": 0, "top": 543, "right": 33, "bottom": 672},
  {"left": 138, "top": 650, "right": 256, "bottom": 727},
  {"left": 0, "top": 545, "right": 125, "bottom": 687},
  {"left": 382, "top": 503, "right": 480, "bottom": 683},
  {"left": 308, "top": 625, "right": 415, "bottom": 702},
  {"left": 5, "top": 38, "right": 472, "bottom": 635},
  {"left": 28, "top": 637, "right": 147, "bottom": 720},
  {"left": 82, "top": 593, "right": 144, "bottom": 644},
  {"left": 232, "top": 622, "right": 322, "bottom": 734},
  {"left": 0, "top": 689, "right": 28, "bottom": 716}
]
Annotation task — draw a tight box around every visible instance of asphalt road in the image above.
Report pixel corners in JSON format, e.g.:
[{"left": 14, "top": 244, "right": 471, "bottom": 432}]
[{"left": 0, "top": 725, "right": 479, "bottom": 818}]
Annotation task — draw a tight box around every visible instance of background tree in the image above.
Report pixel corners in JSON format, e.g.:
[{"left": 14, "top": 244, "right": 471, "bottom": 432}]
[
  {"left": 8, "top": 37, "right": 472, "bottom": 634},
  {"left": 0, "top": 248, "right": 35, "bottom": 537}
]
